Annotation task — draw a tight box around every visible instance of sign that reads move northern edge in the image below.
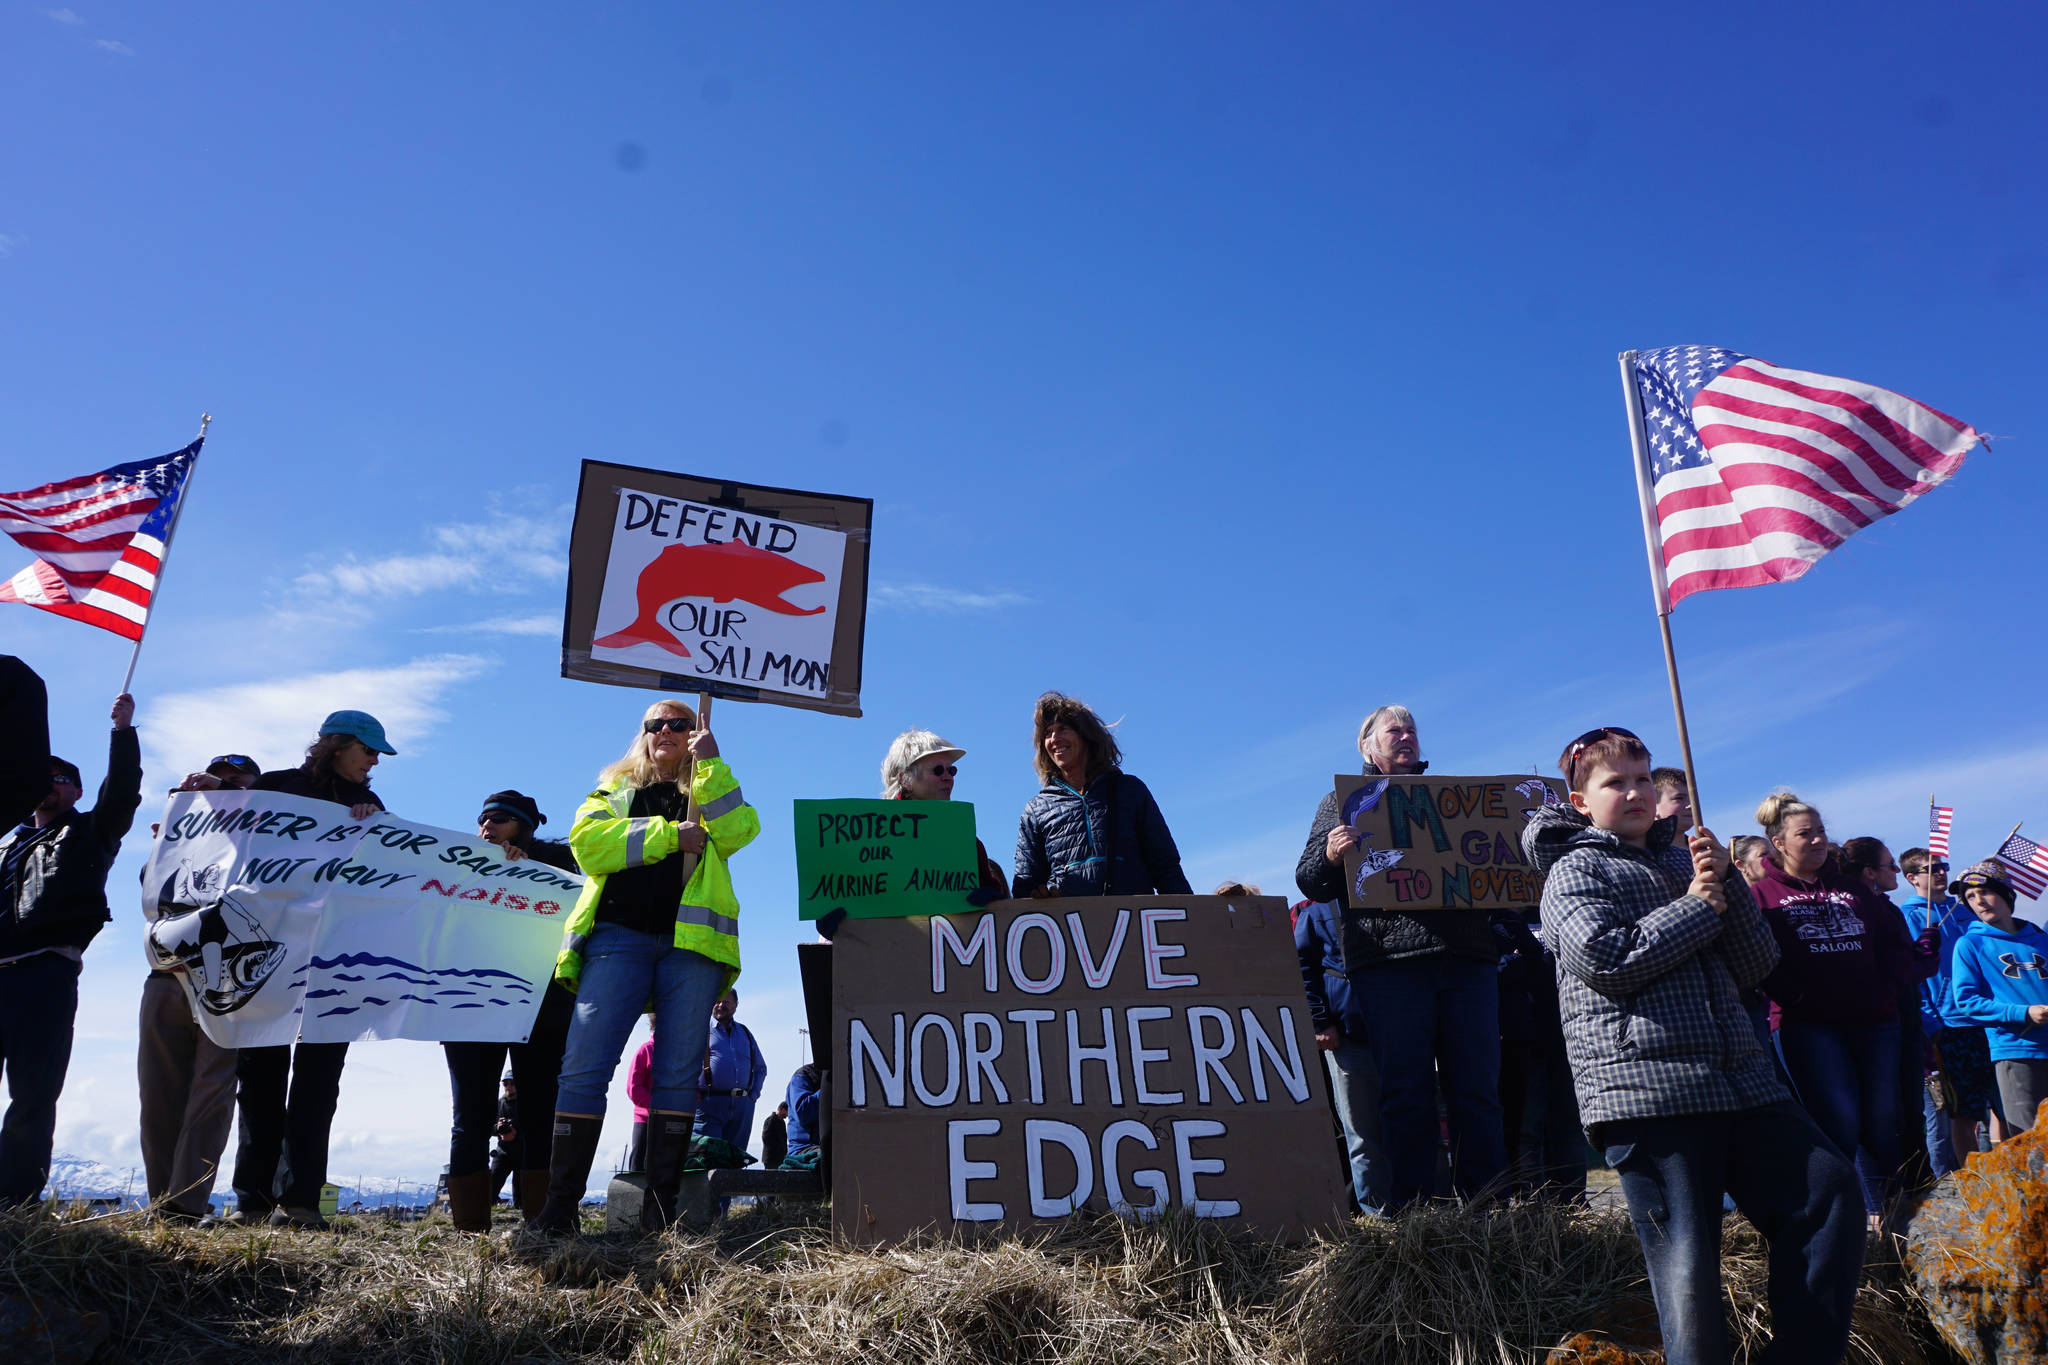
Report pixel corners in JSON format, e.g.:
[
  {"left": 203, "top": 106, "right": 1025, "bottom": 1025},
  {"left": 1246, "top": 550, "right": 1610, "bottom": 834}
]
[
  {"left": 831, "top": 896, "right": 1347, "bottom": 1246},
  {"left": 563, "top": 460, "right": 873, "bottom": 717},
  {"left": 794, "top": 798, "right": 982, "bottom": 921},
  {"left": 1334, "top": 772, "right": 1568, "bottom": 910},
  {"left": 141, "top": 791, "right": 580, "bottom": 1048}
]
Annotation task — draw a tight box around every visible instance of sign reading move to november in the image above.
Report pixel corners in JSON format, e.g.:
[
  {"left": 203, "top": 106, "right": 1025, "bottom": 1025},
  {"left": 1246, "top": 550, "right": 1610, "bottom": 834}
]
[
  {"left": 1334, "top": 773, "right": 1568, "bottom": 910},
  {"left": 793, "top": 798, "right": 982, "bottom": 921},
  {"left": 562, "top": 461, "right": 874, "bottom": 717},
  {"left": 141, "top": 791, "right": 579, "bottom": 1048},
  {"left": 831, "top": 896, "right": 1346, "bottom": 1246}
]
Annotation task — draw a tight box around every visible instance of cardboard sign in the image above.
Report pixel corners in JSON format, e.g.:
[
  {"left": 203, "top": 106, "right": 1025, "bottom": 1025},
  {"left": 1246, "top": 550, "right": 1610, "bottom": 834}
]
[
  {"left": 794, "top": 799, "right": 982, "bottom": 921},
  {"left": 562, "top": 461, "right": 872, "bottom": 717},
  {"left": 830, "top": 895, "right": 1346, "bottom": 1246},
  {"left": 1333, "top": 773, "right": 1567, "bottom": 910},
  {"left": 142, "top": 791, "right": 579, "bottom": 1046}
]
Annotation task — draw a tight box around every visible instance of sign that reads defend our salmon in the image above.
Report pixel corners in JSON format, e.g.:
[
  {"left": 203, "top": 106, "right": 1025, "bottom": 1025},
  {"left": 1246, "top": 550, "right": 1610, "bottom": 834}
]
[
  {"left": 830, "top": 895, "right": 1347, "bottom": 1246},
  {"left": 562, "top": 462, "right": 873, "bottom": 717}
]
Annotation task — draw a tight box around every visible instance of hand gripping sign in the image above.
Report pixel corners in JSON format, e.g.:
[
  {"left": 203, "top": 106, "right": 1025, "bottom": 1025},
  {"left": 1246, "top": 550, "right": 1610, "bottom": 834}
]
[
  {"left": 830, "top": 895, "right": 1348, "bottom": 1246},
  {"left": 562, "top": 460, "right": 874, "bottom": 717}
]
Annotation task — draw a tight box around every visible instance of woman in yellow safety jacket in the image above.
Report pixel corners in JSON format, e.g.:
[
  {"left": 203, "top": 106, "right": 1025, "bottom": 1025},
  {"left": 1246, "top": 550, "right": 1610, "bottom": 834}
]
[{"left": 531, "top": 698, "right": 758, "bottom": 1234}]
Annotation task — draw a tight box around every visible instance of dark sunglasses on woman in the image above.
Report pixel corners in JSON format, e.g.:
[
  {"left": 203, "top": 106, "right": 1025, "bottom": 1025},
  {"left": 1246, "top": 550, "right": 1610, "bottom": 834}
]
[{"left": 643, "top": 716, "right": 696, "bottom": 734}]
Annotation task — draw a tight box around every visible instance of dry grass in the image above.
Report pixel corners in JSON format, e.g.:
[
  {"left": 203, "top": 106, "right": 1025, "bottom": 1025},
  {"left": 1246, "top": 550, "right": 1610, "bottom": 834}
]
[{"left": 0, "top": 1198, "right": 1962, "bottom": 1364}]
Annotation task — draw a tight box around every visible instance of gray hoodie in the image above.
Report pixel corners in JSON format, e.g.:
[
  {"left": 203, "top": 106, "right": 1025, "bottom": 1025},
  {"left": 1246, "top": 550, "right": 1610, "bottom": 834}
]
[{"left": 1521, "top": 804, "right": 1787, "bottom": 1129}]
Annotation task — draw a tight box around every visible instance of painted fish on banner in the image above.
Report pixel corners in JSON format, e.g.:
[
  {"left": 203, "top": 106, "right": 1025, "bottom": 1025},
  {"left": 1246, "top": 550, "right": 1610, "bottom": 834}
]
[{"left": 142, "top": 791, "right": 580, "bottom": 1047}]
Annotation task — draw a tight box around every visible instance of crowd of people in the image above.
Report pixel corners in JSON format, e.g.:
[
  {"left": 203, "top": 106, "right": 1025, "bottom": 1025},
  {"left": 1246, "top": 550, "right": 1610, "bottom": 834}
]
[{"left": 3, "top": 656, "right": 2045, "bottom": 1362}]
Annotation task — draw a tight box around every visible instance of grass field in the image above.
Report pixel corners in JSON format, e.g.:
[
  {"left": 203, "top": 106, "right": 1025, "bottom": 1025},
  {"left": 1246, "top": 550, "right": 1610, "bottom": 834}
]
[{"left": 0, "top": 1196, "right": 1959, "bottom": 1364}]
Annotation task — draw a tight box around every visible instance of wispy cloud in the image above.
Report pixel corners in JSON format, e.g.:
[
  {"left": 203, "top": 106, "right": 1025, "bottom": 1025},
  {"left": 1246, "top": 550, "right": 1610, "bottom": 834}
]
[
  {"left": 141, "top": 653, "right": 490, "bottom": 779},
  {"left": 871, "top": 580, "right": 1029, "bottom": 613},
  {"left": 45, "top": 7, "right": 83, "bottom": 23},
  {"left": 0, "top": 235, "right": 21, "bottom": 258},
  {"left": 94, "top": 38, "right": 134, "bottom": 55},
  {"left": 418, "top": 613, "right": 558, "bottom": 637},
  {"left": 293, "top": 501, "right": 566, "bottom": 600}
]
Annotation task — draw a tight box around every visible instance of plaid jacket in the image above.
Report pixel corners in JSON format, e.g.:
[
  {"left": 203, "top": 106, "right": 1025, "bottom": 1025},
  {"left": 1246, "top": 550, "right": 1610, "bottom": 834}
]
[{"left": 1522, "top": 805, "right": 1787, "bottom": 1129}]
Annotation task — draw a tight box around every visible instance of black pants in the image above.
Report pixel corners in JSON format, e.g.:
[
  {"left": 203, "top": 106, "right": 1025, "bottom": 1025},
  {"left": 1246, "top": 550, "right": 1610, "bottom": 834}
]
[
  {"left": 0, "top": 954, "right": 81, "bottom": 1207},
  {"left": 442, "top": 982, "right": 573, "bottom": 1178},
  {"left": 488, "top": 1145, "right": 517, "bottom": 1198},
  {"left": 232, "top": 1041, "right": 349, "bottom": 1212}
]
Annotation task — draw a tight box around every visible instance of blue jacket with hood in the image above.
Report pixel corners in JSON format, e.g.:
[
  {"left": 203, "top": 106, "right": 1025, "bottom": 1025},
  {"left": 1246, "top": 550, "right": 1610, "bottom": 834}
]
[
  {"left": 1949, "top": 917, "right": 2048, "bottom": 1061},
  {"left": 1899, "top": 893, "right": 1976, "bottom": 1033}
]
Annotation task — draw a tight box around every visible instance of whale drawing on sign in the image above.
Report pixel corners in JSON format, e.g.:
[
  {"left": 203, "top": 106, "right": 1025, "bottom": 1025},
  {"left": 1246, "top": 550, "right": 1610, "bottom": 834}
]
[
  {"left": 1516, "top": 777, "right": 1565, "bottom": 820},
  {"left": 1352, "top": 837, "right": 1405, "bottom": 900},
  {"left": 594, "top": 541, "right": 828, "bottom": 660},
  {"left": 1342, "top": 777, "right": 1392, "bottom": 829},
  {"left": 147, "top": 865, "right": 288, "bottom": 1016}
]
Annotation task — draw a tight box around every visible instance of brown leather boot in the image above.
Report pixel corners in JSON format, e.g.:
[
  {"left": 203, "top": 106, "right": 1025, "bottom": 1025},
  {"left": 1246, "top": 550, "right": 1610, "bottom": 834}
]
[
  {"left": 515, "top": 1169, "right": 548, "bottom": 1222},
  {"left": 445, "top": 1170, "right": 492, "bottom": 1233}
]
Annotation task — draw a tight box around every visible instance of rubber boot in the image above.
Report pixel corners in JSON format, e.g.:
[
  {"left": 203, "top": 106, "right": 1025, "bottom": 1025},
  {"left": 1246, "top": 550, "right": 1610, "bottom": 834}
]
[
  {"left": 515, "top": 1169, "right": 548, "bottom": 1222},
  {"left": 445, "top": 1170, "right": 492, "bottom": 1233},
  {"left": 529, "top": 1113, "right": 603, "bottom": 1235},
  {"left": 641, "top": 1110, "right": 694, "bottom": 1232}
]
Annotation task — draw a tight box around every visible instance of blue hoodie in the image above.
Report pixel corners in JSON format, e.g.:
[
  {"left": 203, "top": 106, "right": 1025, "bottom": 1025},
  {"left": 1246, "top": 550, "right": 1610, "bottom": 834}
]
[
  {"left": 1949, "top": 918, "right": 2048, "bottom": 1061},
  {"left": 1899, "top": 894, "right": 1977, "bottom": 1033}
]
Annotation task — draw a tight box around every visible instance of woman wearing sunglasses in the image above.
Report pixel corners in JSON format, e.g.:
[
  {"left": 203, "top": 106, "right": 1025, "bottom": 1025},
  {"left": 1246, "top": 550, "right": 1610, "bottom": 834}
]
[
  {"left": 880, "top": 729, "right": 1008, "bottom": 897},
  {"left": 531, "top": 699, "right": 758, "bottom": 1234},
  {"left": 440, "top": 790, "right": 578, "bottom": 1232}
]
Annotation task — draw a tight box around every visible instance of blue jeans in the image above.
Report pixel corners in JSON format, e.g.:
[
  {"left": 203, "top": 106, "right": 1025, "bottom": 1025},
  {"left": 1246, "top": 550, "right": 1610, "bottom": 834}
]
[
  {"left": 1600, "top": 1100, "right": 1864, "bottom": 1365},
  {"left": 0, "top": 954, "right": 80, "bottom": 1207},
  {"left": 555, "top": 924, "right": 725, "bottom": 1116},
  {"left": 1776, "top": 1017, "right": 1902, "bottom": 1213},
  {"left": 695, "top": 1103, "right": 756, "bottom": 1148},
  {"left": 1924, "top": 1080, "right": 1959, "bottom": 1177},
  {"left": 1355, "top": 956, "right": 1506, "bottom": 1205},
  {"left": 1323, "top": 1036, "right": 1388, "bottom": 1213}
]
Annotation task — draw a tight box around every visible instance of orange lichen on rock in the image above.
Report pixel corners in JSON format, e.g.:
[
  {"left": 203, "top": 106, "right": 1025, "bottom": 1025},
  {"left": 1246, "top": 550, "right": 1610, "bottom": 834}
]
[
  {"left": 1546, "top": 1332, "right": 1665, "bottom": 1365},
  {"left": 1547, "top": 1295, "right": 1664, "bottom": 1365},
  {"left": 1906, "top": 1106, "right": 2048, "bottom": 1365}
]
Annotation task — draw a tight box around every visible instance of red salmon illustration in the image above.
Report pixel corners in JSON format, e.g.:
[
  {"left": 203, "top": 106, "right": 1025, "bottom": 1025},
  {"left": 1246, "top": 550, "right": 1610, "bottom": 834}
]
[{"left": 593, "top": 541, "right": 828, "bottom": 659}]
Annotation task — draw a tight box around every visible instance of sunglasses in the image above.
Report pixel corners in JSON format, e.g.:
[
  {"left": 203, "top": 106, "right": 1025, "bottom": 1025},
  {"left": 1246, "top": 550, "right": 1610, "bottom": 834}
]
[
  {"left": 927, "top": 763, "right": 959, "bottom": 777},
  {"left": 1564, "top": 726, "right": 1641, "bottom": 789},
  {"left": 478, "top": 812, "right": 521, "bottom": 826},
  {"left": 643, "top": 716, "right": 696, "bottom": 734},
  {"left": 208, "top": 754, "right": 256, "bottom": 771}
]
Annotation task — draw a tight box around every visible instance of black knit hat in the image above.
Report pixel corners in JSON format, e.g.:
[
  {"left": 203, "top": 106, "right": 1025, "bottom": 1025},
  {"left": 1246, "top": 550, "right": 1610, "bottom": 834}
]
[
  {"left": 1950, "top": 859, "right": 2018, "bottom": 905},
  {"left": 478, "top": 790, "right": 545, "bottom": 829}
]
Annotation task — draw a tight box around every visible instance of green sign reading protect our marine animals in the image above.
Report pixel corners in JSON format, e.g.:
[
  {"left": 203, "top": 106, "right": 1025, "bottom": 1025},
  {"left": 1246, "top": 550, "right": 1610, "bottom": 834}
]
[{"left": 793, "top": 799, "right": 982, "bottom": 921}]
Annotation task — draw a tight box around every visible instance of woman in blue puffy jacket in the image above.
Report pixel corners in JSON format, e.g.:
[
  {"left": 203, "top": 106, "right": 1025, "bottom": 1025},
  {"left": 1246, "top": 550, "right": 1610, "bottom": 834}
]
[{"left": 1012, "top": 692, "right": 1190, "bottom": 898}]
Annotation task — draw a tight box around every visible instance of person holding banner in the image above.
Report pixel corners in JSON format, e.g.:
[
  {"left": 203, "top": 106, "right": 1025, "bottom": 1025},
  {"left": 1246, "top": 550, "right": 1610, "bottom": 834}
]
[
  {"left": 219, "top": 709, "right": 394, "bottom": 1229},
  {"left": 441, "top": 790, "right": 577, "bottom": 1231},
  {"left": 1751, "top": 794, "right": 1933, "bottom": 1216},
  {"left": 1293, "top": 705, "right": 1505, "bottom": 1208},
  {"left": 1011, "top": 694, "right": 1190, "bottom": 899},
  {"left": 533, "top": 699, "right": 759, "bottom": 1234},
  {"left": 881, "top": 729, "right": 1008, "bottom": 896}
]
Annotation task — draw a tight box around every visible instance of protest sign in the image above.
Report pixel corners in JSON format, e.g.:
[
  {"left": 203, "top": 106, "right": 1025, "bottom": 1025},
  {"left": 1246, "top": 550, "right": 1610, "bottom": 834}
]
[
  {"left": 794, "top": 799, "right": 982, "bottom": 921},
  {"left": 830, "top": 895, "right": 1346, "bottom": 1246},
  {"left": 1333, "top": 773, "right": 1567, "bottom": 911},
  {"left": 141, "top": 791, "right": 580, "bottom": 1047},
  {"left": 562, "top": 460, "right": 873, "bottom": 717}
]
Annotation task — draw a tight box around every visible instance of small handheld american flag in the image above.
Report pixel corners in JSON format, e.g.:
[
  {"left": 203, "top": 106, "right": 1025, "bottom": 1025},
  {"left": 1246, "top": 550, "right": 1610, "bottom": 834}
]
[
  {"left": 1994, "top": 830, "right": 2048, "bottom": 901},
  {"left": 1624, "top": 348, "right": 1979, "bottom": 611},
  {"left": 1929, "top": 804, "right": 1954, "bottom": 861},
  {"left": 0, "top": 440, "right": 202, "bottom": 642}
]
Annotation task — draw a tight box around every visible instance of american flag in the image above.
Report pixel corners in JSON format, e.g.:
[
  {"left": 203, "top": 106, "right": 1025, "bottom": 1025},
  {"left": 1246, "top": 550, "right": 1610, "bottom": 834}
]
[
  {"left": 1929, "top": 804, "right": 1954, "bottom": 860},
  {"left": 1994, "top": 830, "right": 2048, "bottom": 901},
  {"left": 0, "top": 441, "right": 202, "bottom": 641},
  {"left": 1629, "top": 347, "right": 1978, "bottom": 609}
]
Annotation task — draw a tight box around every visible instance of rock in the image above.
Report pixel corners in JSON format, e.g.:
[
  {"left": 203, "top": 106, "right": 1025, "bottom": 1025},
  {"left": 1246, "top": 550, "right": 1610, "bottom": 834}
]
[
  {"left": 1907, "top": 1112, "right": 2048, "bottom": 1365},
  {"left": 1547, "top": 1294, "right": 1663, "bottom": 1364},
  {"left": 0, "top": 1293, "right": 110, "bottom": 1363}
]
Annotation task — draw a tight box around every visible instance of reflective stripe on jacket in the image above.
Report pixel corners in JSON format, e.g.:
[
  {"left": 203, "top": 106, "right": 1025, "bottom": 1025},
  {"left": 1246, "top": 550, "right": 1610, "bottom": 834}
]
[{"left": 554, "top": 755, "right": 759, "bottom": 994}]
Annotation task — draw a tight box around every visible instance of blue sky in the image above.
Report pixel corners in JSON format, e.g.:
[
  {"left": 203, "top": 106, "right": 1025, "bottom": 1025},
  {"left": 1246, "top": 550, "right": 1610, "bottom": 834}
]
[{"left": 5, "top": 2, "right": 2044, "bottom": 1187}]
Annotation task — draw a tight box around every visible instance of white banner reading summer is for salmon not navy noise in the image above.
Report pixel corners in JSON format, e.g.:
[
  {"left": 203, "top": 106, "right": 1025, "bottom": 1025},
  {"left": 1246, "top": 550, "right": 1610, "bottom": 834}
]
[{"left": 141, "top": 791, "right": 583, "bottom": 1047}]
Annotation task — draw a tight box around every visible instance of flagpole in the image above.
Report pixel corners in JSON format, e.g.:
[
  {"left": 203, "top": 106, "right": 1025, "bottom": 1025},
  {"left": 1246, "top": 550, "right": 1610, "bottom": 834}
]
[
  {"left": 118, "top": 413, "right": 210, "bottom": 695},
  {"left": 1619, "top": 352, "right": 1706, "bottom": 835}
]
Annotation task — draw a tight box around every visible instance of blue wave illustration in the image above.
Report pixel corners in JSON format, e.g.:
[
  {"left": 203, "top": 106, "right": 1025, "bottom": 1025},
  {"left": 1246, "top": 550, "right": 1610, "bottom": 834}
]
[
  {"left": 301, "top": 951, "right": 537, "bottom": 1022},
  {"left": 311, "top": 952, "right": 533, "bottom": 986}
]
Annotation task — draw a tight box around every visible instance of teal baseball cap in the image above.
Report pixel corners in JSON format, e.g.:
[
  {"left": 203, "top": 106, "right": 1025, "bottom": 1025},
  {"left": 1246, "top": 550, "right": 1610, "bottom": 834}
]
[{"left": 319, "top": 709, "right": 396, "bottom": 755}]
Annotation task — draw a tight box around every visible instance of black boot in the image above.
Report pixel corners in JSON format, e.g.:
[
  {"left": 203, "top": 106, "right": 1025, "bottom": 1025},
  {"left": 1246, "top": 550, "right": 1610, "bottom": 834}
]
[
  {"left": 529, "top": 1113, "right": 602, "bottom": 1234},
  {"left": 641, "top": 1110, "right": 694, "bottom": 1232}
]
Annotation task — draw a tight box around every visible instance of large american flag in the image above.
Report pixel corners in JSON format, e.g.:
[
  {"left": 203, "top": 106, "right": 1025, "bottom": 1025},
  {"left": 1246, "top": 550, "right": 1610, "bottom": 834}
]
[
  {"left": 0, "top": 441, "right": 202, "bottom": 641},
  {"left": 1629, "top": 347, "right": 1978, "bottom": 609},
  {"left": 1994, "top": 830, "right": 2048, "bottom": 902},
  {"left": 1929, "top": 804, "right": 1954, "bottom": 860}
]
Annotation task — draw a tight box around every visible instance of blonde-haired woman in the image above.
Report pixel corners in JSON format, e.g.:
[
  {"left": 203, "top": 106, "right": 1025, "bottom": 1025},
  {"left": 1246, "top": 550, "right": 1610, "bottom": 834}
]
[
  {"left": 531, "top": 699, "right": 759, "bottom": 1234},
  {"left": 1751, "top": 791, "right": 1932, "bottom": 1215}
]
